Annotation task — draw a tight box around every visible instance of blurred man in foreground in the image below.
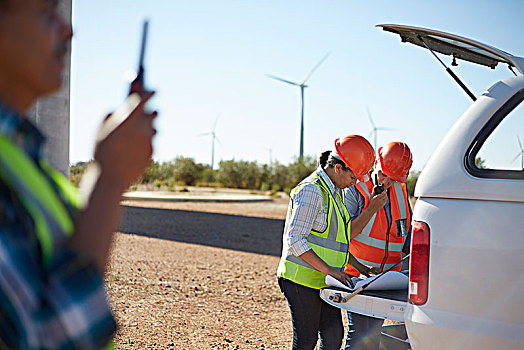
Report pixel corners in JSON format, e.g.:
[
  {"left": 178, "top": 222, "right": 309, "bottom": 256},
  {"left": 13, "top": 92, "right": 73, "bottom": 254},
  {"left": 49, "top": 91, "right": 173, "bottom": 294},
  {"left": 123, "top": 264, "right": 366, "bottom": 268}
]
[{"left": 0, "top": 0, "right": 156, "bottom": 347}]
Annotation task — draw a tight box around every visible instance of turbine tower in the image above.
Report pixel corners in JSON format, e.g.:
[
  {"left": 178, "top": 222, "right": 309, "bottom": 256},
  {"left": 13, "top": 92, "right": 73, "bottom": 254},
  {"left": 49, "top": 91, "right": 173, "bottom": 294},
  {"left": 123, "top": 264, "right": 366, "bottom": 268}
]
[
  {"left": 264, "top": 146, "right": 273, "bottom": 167},
  {"left": 267, "top": 53, "right": 330, "bottom": 160},
  {"left": 197, "top": 114, "right": 221, "bottom": 169},
  {"left": 366, "top": 107, "right": 394, "bottom": 154},
  {"left": 512, "top": 135, "right": 524, "bottom": 169}
]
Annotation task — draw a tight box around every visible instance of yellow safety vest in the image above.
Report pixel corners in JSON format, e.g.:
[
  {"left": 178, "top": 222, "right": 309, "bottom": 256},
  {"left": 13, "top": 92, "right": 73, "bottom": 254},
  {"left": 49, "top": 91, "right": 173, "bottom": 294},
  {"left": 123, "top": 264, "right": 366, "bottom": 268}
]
[
  {"left": 0, "top": 134, "right": 80, "bottom": 267},
  {"left": 278, "top": 172, "right": 351, "bottom": 289},
  {"left": 0, "top": 133, "right": 116, "bottom": 349}
]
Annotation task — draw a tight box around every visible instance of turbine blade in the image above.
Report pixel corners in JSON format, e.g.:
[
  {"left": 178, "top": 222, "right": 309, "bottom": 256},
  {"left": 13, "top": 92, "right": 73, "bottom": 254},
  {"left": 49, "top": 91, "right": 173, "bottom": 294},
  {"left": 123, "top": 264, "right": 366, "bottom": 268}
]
[
  {"left": 266, "top": 74, "right": 300, "bottom": 86},
  {"left": 518, "top": 135, "right": 523, "bottom": 150},
  {"left": 213, "top": 113, "right": 221, "bottom": 131},
  {"left": 301, "top": 52, "right": 331, "bottom": 84},
  {"left": 366, "top": 107, "right": 376, "bottom": 128},
  {"left": 376, "top": 126, "right": 395, "bottom": 131},
  {"left": 196, "top": 132, "right": 211, "bottom": 137},
  {"left": 511, "top": 153, "right": 522, "bottom": 163}
]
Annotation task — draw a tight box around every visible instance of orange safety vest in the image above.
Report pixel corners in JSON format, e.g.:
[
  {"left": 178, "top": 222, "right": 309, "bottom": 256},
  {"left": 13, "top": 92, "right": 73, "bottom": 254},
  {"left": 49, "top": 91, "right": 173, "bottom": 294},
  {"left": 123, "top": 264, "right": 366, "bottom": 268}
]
[{"left": 344, "top": 180, "right": 411, "bottom": 276}]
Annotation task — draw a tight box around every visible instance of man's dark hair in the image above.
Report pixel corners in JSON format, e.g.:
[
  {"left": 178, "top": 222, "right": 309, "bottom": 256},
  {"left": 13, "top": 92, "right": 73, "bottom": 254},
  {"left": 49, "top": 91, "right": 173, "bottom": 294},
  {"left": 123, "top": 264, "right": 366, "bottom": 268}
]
[{"left": 319, "top": 150, "right": 350, "bottom": 170}]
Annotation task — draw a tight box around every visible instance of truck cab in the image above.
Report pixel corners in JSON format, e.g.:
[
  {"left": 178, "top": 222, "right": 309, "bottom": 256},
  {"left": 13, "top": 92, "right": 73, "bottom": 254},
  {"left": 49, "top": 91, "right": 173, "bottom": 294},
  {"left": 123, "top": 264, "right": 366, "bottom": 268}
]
[{"left": 322, "top": 24, "right": 524, "bottom": 349}]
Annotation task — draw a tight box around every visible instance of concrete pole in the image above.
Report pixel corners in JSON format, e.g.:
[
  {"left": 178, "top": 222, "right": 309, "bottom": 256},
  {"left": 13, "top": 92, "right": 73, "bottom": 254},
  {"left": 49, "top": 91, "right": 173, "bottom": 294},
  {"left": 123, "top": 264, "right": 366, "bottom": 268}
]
[{"left": 27, "top": 0, "right": 72, "bottom": 177}]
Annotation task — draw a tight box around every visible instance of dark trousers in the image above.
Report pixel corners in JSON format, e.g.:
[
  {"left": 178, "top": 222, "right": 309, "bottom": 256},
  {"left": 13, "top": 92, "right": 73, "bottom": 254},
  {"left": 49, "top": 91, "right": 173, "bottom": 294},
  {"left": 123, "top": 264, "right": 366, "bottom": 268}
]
[
  {"left": 278, "top": 278, "right": 343, "bottom": 350},
  {"left": 344, "top": 311, "right": 383, "bottom": 350}
]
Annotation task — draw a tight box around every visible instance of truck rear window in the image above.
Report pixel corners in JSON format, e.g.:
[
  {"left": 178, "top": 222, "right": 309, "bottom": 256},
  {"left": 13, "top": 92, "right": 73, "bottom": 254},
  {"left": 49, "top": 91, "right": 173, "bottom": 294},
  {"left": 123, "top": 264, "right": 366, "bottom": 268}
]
[{"left": 466, "top": 89, "right": 524, "bottom": 179}]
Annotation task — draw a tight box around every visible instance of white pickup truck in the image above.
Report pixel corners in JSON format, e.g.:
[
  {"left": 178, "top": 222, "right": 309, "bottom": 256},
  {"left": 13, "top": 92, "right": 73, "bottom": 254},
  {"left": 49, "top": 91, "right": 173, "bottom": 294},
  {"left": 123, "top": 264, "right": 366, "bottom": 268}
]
[{"left": 321, "top": 24, "right": 524, "bottom": 349}]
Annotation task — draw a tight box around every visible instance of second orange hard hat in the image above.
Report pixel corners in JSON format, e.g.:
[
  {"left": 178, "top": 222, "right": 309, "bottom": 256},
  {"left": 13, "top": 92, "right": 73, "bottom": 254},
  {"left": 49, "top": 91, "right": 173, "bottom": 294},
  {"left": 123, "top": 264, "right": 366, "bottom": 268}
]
[
  {"left": 377, "top": 141, "right": 413, "bottom": 183},
  {"left": 334, "top": 135, "right": 375, "bottom": 182}
]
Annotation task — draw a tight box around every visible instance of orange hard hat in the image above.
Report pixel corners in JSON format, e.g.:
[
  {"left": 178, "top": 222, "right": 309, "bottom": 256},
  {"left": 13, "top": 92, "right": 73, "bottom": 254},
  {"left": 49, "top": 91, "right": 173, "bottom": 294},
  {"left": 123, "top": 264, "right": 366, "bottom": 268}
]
[
  {"left": 377, "top": 142, "right": 413, "bottom": 183},
  {"left": 334, "top": 135, "right": 375, "bottom": 182}
]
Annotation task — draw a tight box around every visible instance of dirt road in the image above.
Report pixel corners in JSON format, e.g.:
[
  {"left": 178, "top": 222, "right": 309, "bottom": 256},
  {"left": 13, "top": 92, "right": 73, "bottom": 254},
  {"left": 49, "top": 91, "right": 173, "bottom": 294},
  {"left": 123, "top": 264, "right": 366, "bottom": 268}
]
[{"left": 108, "top": 198, "right": 296, "bottom": 349}]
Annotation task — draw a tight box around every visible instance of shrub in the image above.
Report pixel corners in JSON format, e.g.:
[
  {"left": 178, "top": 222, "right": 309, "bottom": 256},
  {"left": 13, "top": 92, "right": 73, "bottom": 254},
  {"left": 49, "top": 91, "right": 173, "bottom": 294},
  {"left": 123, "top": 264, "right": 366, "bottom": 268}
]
[
  {"left": 201, "top": 167, "right": 217, "bottom": 183},
  {"left": 69, "top": 161, "right": 90, "bottom": 186},
  {"left": 217, "top": 159, "right": 261, "bottom": 189},
  {"left": 96, "top": 153, "right": 324, "bottom": 193},
  {"left": 173, "top": 156, "right": 202, "bottom": 186},
  {"left": 268, "top": 190, "right": 280, "bottom": 198},
  {"left": 285, "top": 156, "right": 317, "bottom": 188},
  {"left": 475, "top": 157, "right": 487, "bottom": 169},
  {"left": 268, "top": 161, "right": 289, "bottom": 191}
]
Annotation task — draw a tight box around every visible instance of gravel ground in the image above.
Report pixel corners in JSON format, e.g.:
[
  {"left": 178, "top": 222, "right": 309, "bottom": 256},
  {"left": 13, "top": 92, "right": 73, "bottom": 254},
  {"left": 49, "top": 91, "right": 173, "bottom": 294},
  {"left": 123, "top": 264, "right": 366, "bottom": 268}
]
[
  {"left": 108, "top": 195, "right": 404, "bottom": 349},
  {"left": 107, "top": 197, "right": 300, "bottom": 349}
]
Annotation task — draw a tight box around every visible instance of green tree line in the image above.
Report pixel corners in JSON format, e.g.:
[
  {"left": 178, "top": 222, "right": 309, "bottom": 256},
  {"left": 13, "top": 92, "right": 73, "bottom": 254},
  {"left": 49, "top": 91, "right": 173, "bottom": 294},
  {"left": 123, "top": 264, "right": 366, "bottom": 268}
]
[{"left": 70, "top": 156, "right": 422, "bottom": 197}]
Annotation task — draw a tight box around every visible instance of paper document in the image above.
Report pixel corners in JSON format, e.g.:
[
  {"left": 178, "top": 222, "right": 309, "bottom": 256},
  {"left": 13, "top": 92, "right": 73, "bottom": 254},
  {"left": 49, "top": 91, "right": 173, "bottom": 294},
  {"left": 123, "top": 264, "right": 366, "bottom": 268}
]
[{"left": 325, "top": 271, "right": 408, "bottom": 291}]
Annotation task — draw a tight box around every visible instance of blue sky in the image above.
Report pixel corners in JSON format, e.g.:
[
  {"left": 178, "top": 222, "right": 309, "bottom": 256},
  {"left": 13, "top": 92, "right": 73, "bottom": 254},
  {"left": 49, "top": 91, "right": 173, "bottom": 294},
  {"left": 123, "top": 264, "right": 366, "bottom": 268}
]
[{"left": 70, "top": 0, "right": 524, "bottom": 172}]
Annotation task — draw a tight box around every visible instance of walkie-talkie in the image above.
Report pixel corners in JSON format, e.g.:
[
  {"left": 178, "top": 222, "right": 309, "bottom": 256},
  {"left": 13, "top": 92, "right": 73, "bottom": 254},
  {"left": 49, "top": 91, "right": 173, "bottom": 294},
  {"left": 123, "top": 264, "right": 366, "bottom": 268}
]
[
  {"left": 95, "top": 19, "right": 150, "bottom": 143},
  {"left": 373, "top": 173, "right": 384, "bottom": 195},
  {"left": 129, "top": 20, "right": 149, "bottom": 94}
]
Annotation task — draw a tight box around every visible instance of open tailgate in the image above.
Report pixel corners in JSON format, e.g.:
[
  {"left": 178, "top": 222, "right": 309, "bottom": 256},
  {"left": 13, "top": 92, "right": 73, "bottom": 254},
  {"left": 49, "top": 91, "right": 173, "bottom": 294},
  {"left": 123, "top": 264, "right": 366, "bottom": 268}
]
[
  {"left": 377, "top": 24, "right": 524, "bottom": 74},
  {"left": 320, "top": 287, "right": 408, "bottom": 322}
]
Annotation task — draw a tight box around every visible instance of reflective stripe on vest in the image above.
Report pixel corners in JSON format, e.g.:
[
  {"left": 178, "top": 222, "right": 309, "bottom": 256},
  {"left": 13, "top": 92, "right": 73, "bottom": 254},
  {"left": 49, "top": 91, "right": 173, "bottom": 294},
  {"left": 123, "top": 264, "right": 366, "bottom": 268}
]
[
  {"left": 308, "top": 234, "right": 348, "bottom": 252},
  {"left": 286, "top": 253, "right": 344, "bottom": 272},
  {"left": 285, "top": 231, "right": 349, "bottom": 271},
  {"left": 0, "top": 134, "right": 77, "bottom": 267},
  {"left": 278, "top": 172, "right": 350, "bottom": 289},
  {"left": 393, "top": 182, "right": 407, "bottom": 221}
]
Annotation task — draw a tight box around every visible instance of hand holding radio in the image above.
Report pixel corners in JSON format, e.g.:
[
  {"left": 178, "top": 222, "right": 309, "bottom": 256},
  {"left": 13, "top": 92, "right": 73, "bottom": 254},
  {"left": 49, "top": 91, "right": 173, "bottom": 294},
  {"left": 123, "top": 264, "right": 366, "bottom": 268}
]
[
  {"left": 369, "top": 173, "right": 387, "bottom": 212},
  {"left": 372, "top": 173, "right": 384, "bottom": 194}
]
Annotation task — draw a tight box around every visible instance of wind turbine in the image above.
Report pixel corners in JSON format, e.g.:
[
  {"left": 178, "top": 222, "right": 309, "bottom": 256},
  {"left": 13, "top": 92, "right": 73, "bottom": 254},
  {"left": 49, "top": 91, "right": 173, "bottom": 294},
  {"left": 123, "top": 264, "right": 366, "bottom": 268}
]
[
  {"left": 511, "top": 135, "right": 524, "bottom": 169},
  {"left": 267, "top": 52, "right": 330, "bottom": 160},
  {"left": 264, "top": 146, "right": 273, "bottom": 167},
  {"left": 366, "top": 107, "right": 394, "bottom": 154},
  {"left": 197, "top": 114, "right": 221, "bottom": 169},
  {"left": 264, "top": 138, "right": 278, "bottom": 168}
]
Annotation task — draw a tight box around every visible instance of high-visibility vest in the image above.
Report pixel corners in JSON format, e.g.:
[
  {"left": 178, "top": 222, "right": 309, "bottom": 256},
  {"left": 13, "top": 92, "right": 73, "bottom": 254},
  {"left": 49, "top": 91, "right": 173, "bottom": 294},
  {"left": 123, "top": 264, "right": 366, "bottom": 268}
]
[
  {"left": 0, "top": 133, "right": 80, "bottom": 268},
  {"left": 278, "top": 172, "right": 351, "bottom": 289},
  {"left": 0, "top": 134, "right": 117, "bottom": 349},
  {"left": 344, "top": 180, "right": 410, "bottom": 276}
]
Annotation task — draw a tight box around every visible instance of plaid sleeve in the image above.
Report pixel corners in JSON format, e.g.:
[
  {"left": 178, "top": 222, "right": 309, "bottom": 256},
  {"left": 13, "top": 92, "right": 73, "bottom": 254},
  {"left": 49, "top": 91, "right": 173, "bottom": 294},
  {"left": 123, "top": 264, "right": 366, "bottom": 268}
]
[
  {"left": 285, "top": 183, "right": 324, "bottom": 256},
  {"left": 41, "top": 248, "right": 117, "bottom": 349},
  {"left": 0, "top": 226, "right": 116, "bottom": 349},
  {"left": 344, "top": 185, "right": 365, "bottom": 219}
]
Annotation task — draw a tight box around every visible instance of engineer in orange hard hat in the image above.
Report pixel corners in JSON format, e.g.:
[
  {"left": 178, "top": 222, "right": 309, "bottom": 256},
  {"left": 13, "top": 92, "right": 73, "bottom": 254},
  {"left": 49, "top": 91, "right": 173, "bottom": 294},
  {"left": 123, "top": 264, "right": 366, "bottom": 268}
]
[
  {"left": 342, "top": 141, "right": 413, "bottom": 350},
  {"left": 277, "top": 135, "right": 377, "bottom": 350}
]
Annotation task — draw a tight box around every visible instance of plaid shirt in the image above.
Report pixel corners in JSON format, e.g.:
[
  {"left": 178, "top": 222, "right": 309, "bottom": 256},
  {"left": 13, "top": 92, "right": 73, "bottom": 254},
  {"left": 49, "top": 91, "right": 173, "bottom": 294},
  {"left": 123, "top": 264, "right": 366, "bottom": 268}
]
[
  {"left": 0, "top": 103, "right": 116, "bottom": 349},
  {"left": 284, "top": 167, "right": 348, "bottom": 257}
]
